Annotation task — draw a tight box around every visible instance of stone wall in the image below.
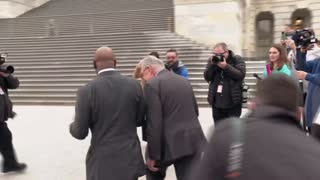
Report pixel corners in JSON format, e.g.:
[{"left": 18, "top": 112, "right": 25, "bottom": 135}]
[
  {"left": 246, "top": 0, "right": 320, "bottom": 57},
  {"left": 175, "top": 0, "right": 320, "bottom": 58},
  {"left": 0, "top": 0, "right": 50, "bottom": 18},
  {"left": 174, "top": 0, "right": 243, "bottom": 54}
]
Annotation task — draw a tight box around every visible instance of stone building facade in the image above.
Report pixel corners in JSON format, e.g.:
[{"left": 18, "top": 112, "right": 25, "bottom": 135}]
[{"left": 175, "top": 0, "right": 320, "bottom": 58}]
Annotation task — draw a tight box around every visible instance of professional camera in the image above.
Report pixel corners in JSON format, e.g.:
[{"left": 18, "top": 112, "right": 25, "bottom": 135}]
[
  {"left": 291, "top": 29, "right": 318, "bottom": 48},
  {"left": 211, "top": 53, "right": 225, "bottom": 64},
  {"left": 0, "top": 53, "right": 15, "bottom": 74}
]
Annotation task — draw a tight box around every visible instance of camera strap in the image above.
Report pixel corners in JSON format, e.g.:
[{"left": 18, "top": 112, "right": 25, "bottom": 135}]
[{"left": 219, "top": 71, "right": 224, "bottom": 84}]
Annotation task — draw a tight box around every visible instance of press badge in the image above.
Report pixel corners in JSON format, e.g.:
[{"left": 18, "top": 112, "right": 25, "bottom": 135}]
[{"left": 217, "top": 85, "right": 223, "bottom": 93}]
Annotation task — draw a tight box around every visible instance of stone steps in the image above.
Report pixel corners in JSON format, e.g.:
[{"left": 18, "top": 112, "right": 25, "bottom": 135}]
[{"left": 1, "top": 33, "right": 265, "bottom": 107}]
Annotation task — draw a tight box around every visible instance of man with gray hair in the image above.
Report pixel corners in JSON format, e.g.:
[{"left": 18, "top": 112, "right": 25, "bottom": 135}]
[
  {"left": 204, "top": 42, "right": 246, "bottom": 124},
  {"left": 138, "top": 55, "right": 206, "bottom": 180}
]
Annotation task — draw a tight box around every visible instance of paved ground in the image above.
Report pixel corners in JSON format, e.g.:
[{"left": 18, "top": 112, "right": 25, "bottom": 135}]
[{"left": 0, "top": 106, "right": 248, "bottom": 180}]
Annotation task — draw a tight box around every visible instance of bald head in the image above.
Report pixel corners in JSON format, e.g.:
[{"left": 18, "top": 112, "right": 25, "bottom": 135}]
[{"left": 94, "top": 46, "right": 116, "bottom": 71}]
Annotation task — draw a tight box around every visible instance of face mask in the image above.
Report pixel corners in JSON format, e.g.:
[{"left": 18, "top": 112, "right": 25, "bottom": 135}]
[
  {"left": 167, "top": 61, "right": 179, "bottom": 69},
  {"left": 306, "top": 44, "right": 320, "bottom": 61}
]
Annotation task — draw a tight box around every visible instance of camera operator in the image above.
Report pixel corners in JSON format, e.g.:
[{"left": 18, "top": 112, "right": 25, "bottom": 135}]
[
  {"left": 293, "top": 29, "right": 320, "bottom": 132},
  {"left": 204, "top": 42, "right": 246, "bottom": 124},
  {"left": 165, "top": 49, "right": 189, "bottom": 79},
  {"left": 0, "top": 55, "right": 27, "bottom": 173}
]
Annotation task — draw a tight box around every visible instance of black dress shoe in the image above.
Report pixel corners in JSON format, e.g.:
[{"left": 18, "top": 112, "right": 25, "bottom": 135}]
[{"left": 2, "top": 163, "right": 27, "bottom": 173}]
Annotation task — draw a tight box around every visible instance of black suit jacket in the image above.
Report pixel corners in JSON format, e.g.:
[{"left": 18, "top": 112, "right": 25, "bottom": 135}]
[
  {"left": 144, "top": 69, "right": 206, "bottom": 164},
  {"left": 70, "top": 71, "right": 145, "bottom": 180},
  {"left": 0, "top": 74, "right": 19, "bottom": 122}
]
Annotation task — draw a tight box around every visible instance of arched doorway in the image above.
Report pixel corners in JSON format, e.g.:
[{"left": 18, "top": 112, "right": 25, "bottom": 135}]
[
  {"left": 255, "top": 12, "right": 274, "bottom": 58},
  {"left": 291, "top": 8, "right": 312, "bottom": 30}
]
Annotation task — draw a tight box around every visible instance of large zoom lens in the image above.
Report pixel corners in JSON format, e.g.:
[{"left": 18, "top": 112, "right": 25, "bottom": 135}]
[{"left": 0, "top": 65, "right": 14, "bottom": 74}]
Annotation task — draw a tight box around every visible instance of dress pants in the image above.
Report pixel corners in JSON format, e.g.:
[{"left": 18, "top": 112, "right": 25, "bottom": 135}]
[
  {"left": 146, "top": 154, "right": 199, "bottom": 180},
  {"left": 212, "top": 104, "right": 242, "bottom": 124},
  {"left": 0, "top": 122, "right": 18, "bottom": 168}
]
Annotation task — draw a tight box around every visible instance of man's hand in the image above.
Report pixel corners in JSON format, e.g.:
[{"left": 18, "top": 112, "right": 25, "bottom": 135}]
[
  {"left": 0, "top": 71, "right": 9, "bottom": 78},
  {"left": 217, "top": 58, "right": 227, "bottom": 69},
  {"left": 147, "top": 159, "right": 159, "bottom": 172},
  {"left": 285, "top": 39, "right": 296, "bottom": 50},
  {"left": 297, "top": 71, "right": 308, "bottom": 80}
]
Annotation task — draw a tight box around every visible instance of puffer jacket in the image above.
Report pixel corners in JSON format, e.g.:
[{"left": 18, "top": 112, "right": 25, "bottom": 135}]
[{"left": 204, "top": 50, "right": 246, "bottom": 107}]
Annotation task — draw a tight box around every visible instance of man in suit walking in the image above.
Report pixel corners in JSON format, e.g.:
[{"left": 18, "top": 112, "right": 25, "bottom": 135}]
[
  {"left": 69, "top": 46, "right": 145, "bottom": 180},
  {"left": 137, "top": 55, "right": 206, "bottom": 180}
]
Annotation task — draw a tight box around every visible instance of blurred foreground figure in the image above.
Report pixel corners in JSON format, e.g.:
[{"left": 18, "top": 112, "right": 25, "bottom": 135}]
[
  {"left": 70, "top": 47, "right": 145, "bottom": 180},
  {"left": 191, "top": 74, "right": 320, "bottom": 180},
  {"left": 312, "top": 108, "right": 320, "bottom": 141}
]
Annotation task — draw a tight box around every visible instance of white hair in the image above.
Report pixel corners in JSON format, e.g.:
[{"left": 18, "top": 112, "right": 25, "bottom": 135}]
[{"left": 138, "top": 55, "right": 165, "bottom": 68}]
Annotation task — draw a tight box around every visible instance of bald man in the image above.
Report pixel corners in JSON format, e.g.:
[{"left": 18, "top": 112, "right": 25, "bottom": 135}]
[{"left": 70, "top": 47, "right": 145, "bottom": 180}]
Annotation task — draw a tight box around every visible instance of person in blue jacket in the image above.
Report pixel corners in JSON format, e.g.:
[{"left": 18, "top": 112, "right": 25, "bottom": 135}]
[
  {"left": 165, "top": 49, "right": 189, "bottom": 79},
  {"left": 296, "top": 46, "right": 320, "bottom": 131}
]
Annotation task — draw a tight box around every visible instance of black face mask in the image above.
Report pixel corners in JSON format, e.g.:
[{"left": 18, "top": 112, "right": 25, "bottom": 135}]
[{"left": 167, "top": 61, "right": 179, "bottom": 70}]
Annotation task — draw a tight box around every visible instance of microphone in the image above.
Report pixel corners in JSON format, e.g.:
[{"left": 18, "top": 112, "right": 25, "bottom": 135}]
[{"left": 253, "top": 73, "right": 262, "bottom": 80}]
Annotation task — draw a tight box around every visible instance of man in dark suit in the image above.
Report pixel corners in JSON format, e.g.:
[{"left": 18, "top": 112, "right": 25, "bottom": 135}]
[
  {"left": 69, "top": 46, "right": 145, "bottom": 180},
  {"left": 138, "top": 55, "right": 206, "bottom": 180},
  {"left": 0, "top": 69, "right": 27, "bottom": 173}
]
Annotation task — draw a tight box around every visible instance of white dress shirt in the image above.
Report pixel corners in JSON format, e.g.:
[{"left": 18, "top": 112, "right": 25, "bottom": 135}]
[{"left": 98, "top": 68, "right": 115, "bottom": 74}]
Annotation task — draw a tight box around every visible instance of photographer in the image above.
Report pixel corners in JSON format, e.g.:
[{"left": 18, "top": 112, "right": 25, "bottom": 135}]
[
  {"left": 204, "top": 42, "right": 246, "bottom": 123},
  {"left": 165, "top": 49, "right": 189, "bottom": 79},
  {"left": 293, "top": 29, "right": 320, "bottom": 132},
  {"left": 0, "top": 56, "right": 26, "bottom": 173}
]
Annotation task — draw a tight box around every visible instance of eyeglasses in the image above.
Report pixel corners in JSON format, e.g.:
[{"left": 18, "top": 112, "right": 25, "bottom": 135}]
[{"left": 213, "top": 51, "right": 227, "bottom": 55}]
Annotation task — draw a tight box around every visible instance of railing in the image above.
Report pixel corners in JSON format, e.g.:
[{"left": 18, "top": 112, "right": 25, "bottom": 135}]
[{"left": 0, "top": 8, "right": 175, "bottom": 38}]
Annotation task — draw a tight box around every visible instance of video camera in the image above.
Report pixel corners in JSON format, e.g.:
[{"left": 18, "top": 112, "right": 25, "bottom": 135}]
[
  {"left": 0, "top": 53, "right": 14, "bottom": 74},
  {"left": 289, "top": 29, "right": 318, "bottom": 48},
  {"left": 211, "top": 53, "right": 225, "bottom": 64}
]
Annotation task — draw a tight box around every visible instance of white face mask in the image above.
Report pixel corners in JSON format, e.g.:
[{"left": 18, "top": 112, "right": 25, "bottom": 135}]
[{"left": 306, "top": 44, "right": 320, "bottom": 61}]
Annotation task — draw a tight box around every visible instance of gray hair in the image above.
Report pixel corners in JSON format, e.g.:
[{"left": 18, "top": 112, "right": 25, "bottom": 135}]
[
  {"left": 214, "top": 42, "right": 228, "bottom": 51},
  {"left": 138, "top": 55, "right": 165, "bottom": 68}
]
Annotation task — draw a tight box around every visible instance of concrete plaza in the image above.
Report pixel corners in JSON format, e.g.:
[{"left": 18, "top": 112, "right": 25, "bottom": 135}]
[{"left": 0, "top": 106, "right": 248, "bottom": 180}]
